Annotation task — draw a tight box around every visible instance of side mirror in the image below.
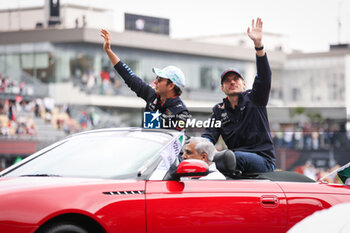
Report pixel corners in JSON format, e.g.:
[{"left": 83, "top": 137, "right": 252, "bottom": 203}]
[{"left": 176, "top": 159, "right": 209, "bottom": 178}]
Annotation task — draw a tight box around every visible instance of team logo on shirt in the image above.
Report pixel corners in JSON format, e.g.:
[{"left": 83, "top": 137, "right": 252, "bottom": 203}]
[
  {"left": 148, "top": 103, "right": 156, "bottom": 111},
  {"left": 165, "top": 109, "right": 173, "bottom": 115}
]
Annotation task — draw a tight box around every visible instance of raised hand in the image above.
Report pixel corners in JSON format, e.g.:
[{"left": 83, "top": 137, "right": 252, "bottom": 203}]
[
  {"left": 247, "top": 18, "right": 263, "bottom": 47},
  {"left": 100, "top": 29, "right": 111, "bottom": 52},
  {"left": 100, "top": 29, "right": 120, "bottom": 65}
]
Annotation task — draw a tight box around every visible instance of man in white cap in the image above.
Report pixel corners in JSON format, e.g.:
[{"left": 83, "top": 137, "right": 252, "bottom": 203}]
[{"left": 101, "top": 29, "right": 189, "bottom": 131}]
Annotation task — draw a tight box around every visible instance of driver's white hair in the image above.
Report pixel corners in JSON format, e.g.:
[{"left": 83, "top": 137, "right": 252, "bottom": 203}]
[{"left": 188, "top": 137, "right": 216, "bottom": 162}]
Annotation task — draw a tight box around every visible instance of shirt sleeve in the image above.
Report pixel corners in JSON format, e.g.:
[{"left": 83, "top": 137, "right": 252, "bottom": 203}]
[
  {"left": 199, "top": 171, "right": 226, "bottom": 180},
  {"left": 114, "top": 61, "right": 155, "bottom": 102},
  {"left": 174, "top": 110, "right": 190, "bottom": 131},
  {"left": 199, "top": 164, "right": 226, "bottom": 180},
  {"left": 250, "top": 54, "right": 272, "bottom": 106},
  {"left": 201, "top": 108, "right": 220, "bottom": 144}
]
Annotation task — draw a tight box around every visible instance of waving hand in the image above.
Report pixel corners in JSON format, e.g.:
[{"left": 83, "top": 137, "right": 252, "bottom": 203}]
[{"left": 247, "top": 18, "right": 263, "bottom": 48}]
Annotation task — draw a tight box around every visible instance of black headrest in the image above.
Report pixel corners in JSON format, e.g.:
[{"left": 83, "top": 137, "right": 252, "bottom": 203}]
[{"left": 213, "top": 150, "right": 236, "bottom": 176}]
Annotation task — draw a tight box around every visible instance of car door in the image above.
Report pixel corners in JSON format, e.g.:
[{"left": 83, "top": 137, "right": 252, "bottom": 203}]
[{"left": 146, "top": 180, "right": 287, "bottom": 233}]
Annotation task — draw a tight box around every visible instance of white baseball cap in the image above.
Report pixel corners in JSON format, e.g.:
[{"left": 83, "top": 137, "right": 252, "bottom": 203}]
[{"left": 152, "top": 66, "right": 185, "bottom": 89}]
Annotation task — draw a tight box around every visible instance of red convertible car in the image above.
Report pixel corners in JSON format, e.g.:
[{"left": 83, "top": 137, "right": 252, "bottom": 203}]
[{"left": 0, "top": 128, "right": 350, "bottom": 233}]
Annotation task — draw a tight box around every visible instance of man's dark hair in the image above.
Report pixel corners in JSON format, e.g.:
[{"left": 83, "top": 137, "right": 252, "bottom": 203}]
[{"left": 167, "top": 79, "right": 182, "bottom": 96}]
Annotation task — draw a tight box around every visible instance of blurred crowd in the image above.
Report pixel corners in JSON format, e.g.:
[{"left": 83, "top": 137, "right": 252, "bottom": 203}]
[
  {"left": 1, "top": 97, "right": 73, "bottom": 138},
  {"left": 0, "top": 71, "right": 111, "bottom": 138},
  {"left": 294, "top": 161, "right": 341, "bottom": 184},
  {"left": 0, "top": 96, "right": 107, "bottom": 139},
  {"left": 271, "top": 122, "right": 349, "bottom": 150},
  {"left": 0, "top": 97, "right": 37, "bottom": 137},
  {"left": 73, "top": 67, "right": 122, "bottom": 95},
  {"left": 0, "top": 74, "right": 26, "bottom": 95}
]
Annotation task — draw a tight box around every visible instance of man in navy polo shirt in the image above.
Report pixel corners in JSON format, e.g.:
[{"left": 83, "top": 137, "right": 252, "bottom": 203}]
[
  {"left": 202, "top": 18, "right": 276, "bottom": 173},
  {"left": 101, "top": 29, "right": 189, "bottom": 131}
]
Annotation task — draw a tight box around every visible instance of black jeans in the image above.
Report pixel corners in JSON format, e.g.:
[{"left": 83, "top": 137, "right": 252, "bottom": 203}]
[{"left": 234, "top": 151, "right": 275, "bottom": 173}]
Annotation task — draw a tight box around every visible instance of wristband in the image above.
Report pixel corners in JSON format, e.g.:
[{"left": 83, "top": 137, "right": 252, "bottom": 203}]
[{"left": 255, "top": 45, "right": 264, "bottom": 51}]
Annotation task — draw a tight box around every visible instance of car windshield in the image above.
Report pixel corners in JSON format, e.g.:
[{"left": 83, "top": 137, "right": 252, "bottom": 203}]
[{"left": 3, "top": 131, "right": 171, "bottom": 179}]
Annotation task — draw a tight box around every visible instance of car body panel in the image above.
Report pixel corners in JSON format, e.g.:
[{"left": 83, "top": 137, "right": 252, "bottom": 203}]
[
  {"left": 277, "top": 182, "right": 350, "bottom": 230},
  {"left": 0, "top": 177, "right": 146, "bottom": 233},
  {"left": 146, "top": 180, "right": 288, "bottom": 233},
  {"left": 1, "top": 128, "right": 350, "bottom": 233}
]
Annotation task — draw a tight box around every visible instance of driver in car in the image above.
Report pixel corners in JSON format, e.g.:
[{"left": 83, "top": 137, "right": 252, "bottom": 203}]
[
  {"left": 101, "top": 29, "right": 190, "bottom": 131},
  {"left": 202, "top": 18, "right": 276, "bottom": 173},
  {"left": 182, "top": 137, "right": 226, "bottom": 180}
]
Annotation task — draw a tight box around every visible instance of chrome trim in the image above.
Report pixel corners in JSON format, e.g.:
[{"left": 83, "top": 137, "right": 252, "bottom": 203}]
[{"left": 103, "top": 190, "right": 145, "bottom": 195}]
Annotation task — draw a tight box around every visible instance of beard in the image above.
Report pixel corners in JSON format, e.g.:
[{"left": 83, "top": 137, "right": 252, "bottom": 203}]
[
  {"left": 222, "top": 84, "right": 245, "bottom": 96},
  {"left": 224, "top": 89, "right": 243, "bottom": 96},
  {"left": 227, "top": 92, "right": 240, "bottom": 96}
]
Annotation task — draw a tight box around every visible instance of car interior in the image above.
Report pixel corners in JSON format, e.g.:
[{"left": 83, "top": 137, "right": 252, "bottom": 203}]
[{"left": 213, "top": 150, "right": 315, "bottom": 182}]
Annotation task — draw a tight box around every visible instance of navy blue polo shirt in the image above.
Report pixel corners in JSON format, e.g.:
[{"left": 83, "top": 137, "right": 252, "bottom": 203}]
[
  {"left": 114, "top": 61, "right": 189, "bottom": 131},
  {"left": 202, "top": 54, "right": 276, "bottom": 164}
]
